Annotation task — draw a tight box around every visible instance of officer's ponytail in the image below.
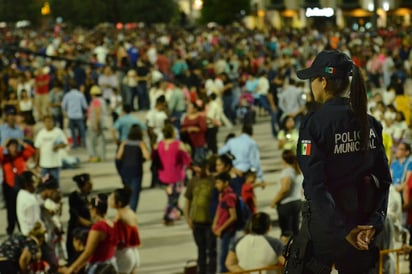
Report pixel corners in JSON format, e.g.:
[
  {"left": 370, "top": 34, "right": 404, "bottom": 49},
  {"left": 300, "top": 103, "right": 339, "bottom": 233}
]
[{"left": 350, "top": 64, "right": 369, "bottom": 151}]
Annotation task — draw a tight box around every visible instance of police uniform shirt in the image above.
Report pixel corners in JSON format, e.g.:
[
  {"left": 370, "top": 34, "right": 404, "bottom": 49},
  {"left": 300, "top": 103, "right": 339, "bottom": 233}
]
[{"left": 297, "top": 97, "right": 392, "bottom": 239}]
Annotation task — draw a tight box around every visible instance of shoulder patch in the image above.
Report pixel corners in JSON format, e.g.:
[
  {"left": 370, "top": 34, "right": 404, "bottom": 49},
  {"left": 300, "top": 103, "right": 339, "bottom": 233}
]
[{"left": 301, "top": 140, "right": 312, "bottom": 156}]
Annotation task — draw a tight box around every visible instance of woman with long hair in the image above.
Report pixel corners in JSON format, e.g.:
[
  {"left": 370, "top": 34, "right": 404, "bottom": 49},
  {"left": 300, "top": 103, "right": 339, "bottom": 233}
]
[
  {"left": 284, "top": 50, "right": 391, "bottom": 273},
  {"left": 116, "top": 125, "right": 151, "bottom": 212},
  {"left": 270, "top": 150, "right": 302, "bottom": 243}
]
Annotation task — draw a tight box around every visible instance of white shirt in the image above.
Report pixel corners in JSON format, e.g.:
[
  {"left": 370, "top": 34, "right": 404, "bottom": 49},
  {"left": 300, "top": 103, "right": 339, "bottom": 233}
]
[
  {"left": 35, "top": 127, "right": 68, "bottom": 168},
  {"left": 234, "top": 234, "right": 283, "bottom": 274},
  {"left": 257, "top": 76, "right": 270, "bottom": 96},
  {"left": 206, "top": 100, "right": 223, "bottom": 127},
  {"left": 17, "top": 189, "right": 41, "bottom": 235},
  {"left": 146, "top": 109, "right": 168, "bottom": 143}
]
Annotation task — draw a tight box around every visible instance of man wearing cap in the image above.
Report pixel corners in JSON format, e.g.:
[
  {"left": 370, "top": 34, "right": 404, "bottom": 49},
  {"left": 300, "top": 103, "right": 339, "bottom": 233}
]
[{"left": 86, "top": 85, "right": 107, "bottom": 162}]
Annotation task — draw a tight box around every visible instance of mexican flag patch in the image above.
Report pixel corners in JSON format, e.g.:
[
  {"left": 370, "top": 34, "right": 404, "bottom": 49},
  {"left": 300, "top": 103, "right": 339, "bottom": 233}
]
[{"left": 301, "top": 140, "right": 312, "bottom": 156}]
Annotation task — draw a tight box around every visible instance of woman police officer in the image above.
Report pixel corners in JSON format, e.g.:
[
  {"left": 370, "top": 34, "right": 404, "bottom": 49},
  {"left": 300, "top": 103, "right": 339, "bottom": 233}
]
[{"left": 284, "top": 50, "right": 392, "bottom": 274}]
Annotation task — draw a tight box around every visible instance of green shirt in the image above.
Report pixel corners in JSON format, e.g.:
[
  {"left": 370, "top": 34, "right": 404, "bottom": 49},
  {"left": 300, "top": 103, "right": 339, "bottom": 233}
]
[{"left": 185, "top": 176, "right": 215, "bottom": 224}]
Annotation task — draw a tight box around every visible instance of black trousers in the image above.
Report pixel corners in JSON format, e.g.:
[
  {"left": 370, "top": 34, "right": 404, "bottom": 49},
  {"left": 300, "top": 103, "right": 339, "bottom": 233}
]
[
  {"left": 277, "top": 200, "right": 302, "bottom": 237},
  {"left": 3, "top": 183, "right": 18, "bottom": 235},
  {"left": 306, "top": 204, "right": 379, "bottom": 274},
  {"left": 193, "top": 223, "right": 217, "bottom": 274},
  {"left": 0, "top": 260, "right": 18, "bottom": 273},
  {"left": 206, "top": 127, "right": 218, "bottom": 154}
]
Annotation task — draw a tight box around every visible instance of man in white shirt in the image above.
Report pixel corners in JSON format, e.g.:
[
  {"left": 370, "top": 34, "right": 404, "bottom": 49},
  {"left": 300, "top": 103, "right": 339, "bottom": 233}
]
[
  {"left": 35, "top": 115, "right": 68, "bottom": 186},
  {"left": 16, "top": 171, "right": 41, "bottom": 236},
  {"left": 146, "top": 95, "right": 169, "bottom": 145}
]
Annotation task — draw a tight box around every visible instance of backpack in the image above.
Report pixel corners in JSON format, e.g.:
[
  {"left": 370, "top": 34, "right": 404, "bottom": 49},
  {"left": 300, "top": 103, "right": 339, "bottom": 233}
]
[{"left": 235, "top": 196, "right": 252, "bottom": 231}]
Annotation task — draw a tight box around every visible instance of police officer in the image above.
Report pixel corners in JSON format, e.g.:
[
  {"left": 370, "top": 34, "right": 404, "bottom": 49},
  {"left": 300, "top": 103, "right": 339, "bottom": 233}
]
[{"left": 285, "top": 51, "right": 392, "bottom": 274}]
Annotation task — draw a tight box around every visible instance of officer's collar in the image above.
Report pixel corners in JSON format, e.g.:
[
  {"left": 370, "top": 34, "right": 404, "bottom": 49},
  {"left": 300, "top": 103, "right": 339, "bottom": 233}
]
[{"left": 323, "top": 97, "right": 350, "bottom": 106}]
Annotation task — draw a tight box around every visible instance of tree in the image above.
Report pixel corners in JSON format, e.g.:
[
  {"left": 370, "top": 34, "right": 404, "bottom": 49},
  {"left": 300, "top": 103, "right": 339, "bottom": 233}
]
[
  {"left": 49, "top": 0, "right": 178, "bottom": 27},
  {"left": 119, "top": 0, "right": 179, "bottom": 24},
  {"left": 201, "top": 0, "right": 251, "bottom": 25},
  {"left": 0, "top": 0, "right": 42, "bottom": 24},
  {"left": 50, "top": 0, "right": 108, "bottom": 27}
]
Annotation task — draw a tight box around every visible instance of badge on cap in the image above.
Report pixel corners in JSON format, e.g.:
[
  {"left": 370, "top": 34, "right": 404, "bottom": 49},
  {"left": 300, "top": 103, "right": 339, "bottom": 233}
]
[
  {"left": 325, "top": 67, "right": 336, "bottom": 74},
  {"left": 301, "top": 140, "right": 312, "bottom": 156}
]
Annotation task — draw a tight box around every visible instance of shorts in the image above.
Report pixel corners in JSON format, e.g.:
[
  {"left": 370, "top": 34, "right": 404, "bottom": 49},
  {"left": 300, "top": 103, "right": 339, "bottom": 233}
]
[{"left": 115, "top": 247, "right": 140, "bottom": 273}]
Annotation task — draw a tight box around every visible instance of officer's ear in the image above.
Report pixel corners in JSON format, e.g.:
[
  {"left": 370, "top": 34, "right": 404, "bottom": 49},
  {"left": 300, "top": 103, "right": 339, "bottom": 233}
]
[{"left": 320, "top": 77, "right": 328, "bottom": 90}]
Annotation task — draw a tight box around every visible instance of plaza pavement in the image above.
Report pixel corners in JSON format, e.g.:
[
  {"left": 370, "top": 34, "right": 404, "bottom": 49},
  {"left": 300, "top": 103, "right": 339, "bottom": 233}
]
[{"left": 0, "top": 111, "right": 409, "bottom": 273}]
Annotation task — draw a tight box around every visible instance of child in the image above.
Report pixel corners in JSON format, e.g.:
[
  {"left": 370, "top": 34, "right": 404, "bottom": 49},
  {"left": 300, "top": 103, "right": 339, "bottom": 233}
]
[
  {"left": 66, "top": 228, "right": 88, "bottom": 274},
  {"left": 212, "top": 172, "right": 237, "bottom": 273},
  {"left": 184, "top": 159, "right": 217, "bottom": 274},
  {"left": 241, "top": 169, "right": 266, "bottom": 214}
]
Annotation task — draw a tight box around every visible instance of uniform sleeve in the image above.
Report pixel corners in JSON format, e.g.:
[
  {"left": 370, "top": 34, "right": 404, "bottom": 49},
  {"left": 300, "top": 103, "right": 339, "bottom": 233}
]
[{"left": 367, "top": 119, "right": 391, "bottom": 234}]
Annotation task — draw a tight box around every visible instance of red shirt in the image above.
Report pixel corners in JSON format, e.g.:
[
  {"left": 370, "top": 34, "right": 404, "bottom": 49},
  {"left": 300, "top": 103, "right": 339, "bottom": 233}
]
[
  {"left": 88, "top": 221, "right": 117, "bottom": 263},
  {"left": 181, "top": 115, "right": 207, "bottom": 148},
  {"left": 115, "top": 221, "right": 141, "bottom": 248},
  {"left": 35, "top": 74, "right": 50, "bottom": 95},
  {"left": 0, "top": 145, "right": 35, "bottom": 188},
  {"left": 241, "top": 183, "right": 256, "bottom": 214},
  {"left": 216, "top": 187, "right": 236, "bottom": 232}
]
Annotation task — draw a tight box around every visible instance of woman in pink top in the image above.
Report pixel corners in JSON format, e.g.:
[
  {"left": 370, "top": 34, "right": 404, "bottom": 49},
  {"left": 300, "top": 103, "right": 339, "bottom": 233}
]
[
  {"left": 109, "top": 188, "right": 141, "bottom": 274},
  {"left": 62, "top": 193, "right": 118, "bottom": 274},
  {"left": 157, "top": 124, "right": 191, "bottom": 225}
]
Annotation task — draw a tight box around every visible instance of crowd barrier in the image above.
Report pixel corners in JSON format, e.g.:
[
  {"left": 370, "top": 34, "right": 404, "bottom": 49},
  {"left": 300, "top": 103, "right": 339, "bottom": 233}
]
[
  {"left": 378, "top": 248, "right": 408, "bottom": 274},
  {"left": 223, "top": 264, "right": 284, "bottom": 274}
]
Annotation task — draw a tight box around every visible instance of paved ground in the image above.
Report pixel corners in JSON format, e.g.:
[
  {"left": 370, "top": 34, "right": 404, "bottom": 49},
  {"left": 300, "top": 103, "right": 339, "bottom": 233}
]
[{"left": 0, "top": 111, "right": 409, "bottom": 273}]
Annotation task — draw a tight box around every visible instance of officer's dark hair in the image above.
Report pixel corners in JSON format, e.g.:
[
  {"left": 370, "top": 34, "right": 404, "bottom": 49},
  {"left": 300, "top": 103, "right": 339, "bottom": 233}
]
[
  {"left": 90, "top": 193, "right": 108, "bottom": 216},
  {"left": 325, "top": 64, "right": 368, "bottom": 151},
  {"left": 113, "top": 187, "right": 132, "bottom": 208},
  {"left": 249, "top": 212, "right": 271, "bottom": 235}
]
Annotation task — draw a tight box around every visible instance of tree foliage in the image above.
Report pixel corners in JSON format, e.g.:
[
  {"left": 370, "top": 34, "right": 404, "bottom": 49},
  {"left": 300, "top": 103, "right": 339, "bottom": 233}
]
[
  {"left": 49, "top": 0, "right": 178, "bottom": 27},
  {"left": 0, "top": 0, "right": 41, "bottom": 23},
  {"left": 201, "top": 0, "right": 251, "bottom": 25}
]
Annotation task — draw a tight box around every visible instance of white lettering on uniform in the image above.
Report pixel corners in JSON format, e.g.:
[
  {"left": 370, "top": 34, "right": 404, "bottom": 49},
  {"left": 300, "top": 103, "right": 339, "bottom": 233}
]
[{"left": 333, "top": 129, "right": 377, "bottom": 154}]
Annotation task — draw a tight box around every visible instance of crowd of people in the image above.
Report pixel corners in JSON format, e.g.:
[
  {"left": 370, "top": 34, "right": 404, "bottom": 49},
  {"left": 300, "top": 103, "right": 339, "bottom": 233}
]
[{"left": 0, "top": 20, "right": 410, "bottom": 273}]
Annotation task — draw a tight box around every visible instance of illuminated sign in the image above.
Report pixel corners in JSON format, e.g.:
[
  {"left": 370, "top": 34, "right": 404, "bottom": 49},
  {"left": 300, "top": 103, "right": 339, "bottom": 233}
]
[{"left": 305, "top": 7, "right": 334, "bottom": 17}]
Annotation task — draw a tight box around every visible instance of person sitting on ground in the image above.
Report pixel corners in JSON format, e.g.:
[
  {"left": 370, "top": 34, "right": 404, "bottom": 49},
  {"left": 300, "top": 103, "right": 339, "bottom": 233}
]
[{"left": 225, "top": 212, "right": 285, "bottom": 273}]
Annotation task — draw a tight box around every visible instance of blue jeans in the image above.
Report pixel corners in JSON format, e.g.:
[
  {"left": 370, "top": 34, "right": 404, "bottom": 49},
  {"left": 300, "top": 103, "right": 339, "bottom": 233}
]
[
  {"left": 137, "top": 83, "right": 150, "bottom": 110},
  {"left": 69, "top": 118, "right": 85, "bottom": 147},
  {"left": 259, "top": 95, "right": 278, "bottom": 137},
  {"left": 222, "top": 94, "right": 236, "bottom": 123},
  {"left": 123, "top": 176, "right": 142, "bottom": 212},
  {"left": 193, "top": 147, "right": 206, "bottom": 164},
  {"left": 217, "top": 230, "right": 235, "bottom": 273},
  {"left": 41, "top": 167, "right": 60, "bottom": 186}
]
